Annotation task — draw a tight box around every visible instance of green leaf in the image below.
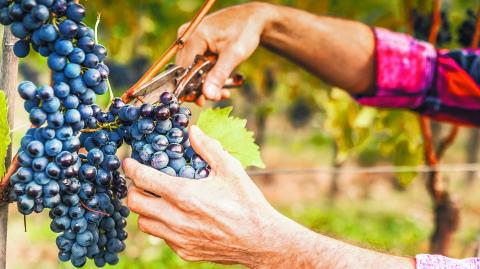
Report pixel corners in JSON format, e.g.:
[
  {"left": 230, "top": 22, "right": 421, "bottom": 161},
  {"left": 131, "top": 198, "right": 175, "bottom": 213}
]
[
  {"left": 0, "top": 91, "right": 10, "bottom": 179},
  {"left": 197, "top": 107, "right": 265, "bottom": 168}
]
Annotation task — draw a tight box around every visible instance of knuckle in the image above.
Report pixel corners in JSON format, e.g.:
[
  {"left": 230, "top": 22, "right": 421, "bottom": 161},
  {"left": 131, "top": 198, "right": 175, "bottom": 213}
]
[
  {"left": 177, "top": 23, "right": 189, "bottom": 37},
  {"left": 175, "top": 193, "right": 190, "bottom": 207},
  {"left": 212, "top": 68, "right": 231, "bottom": 83},
  {"left": 176, "top": 249, "right": 196, "bottom": 261},
  {"left": 127, "top": 191, "right": 140, "bottom": 213},
  {"left": 230, "top": 45, "right": 247, "bottom": 59},
  {"left": 175, "top": 193, "right": 197, "bottom": 212}
]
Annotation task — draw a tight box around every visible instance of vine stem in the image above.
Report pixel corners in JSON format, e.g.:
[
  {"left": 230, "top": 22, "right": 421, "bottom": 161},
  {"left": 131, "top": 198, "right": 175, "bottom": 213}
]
[
  {"left": 120, "top": 0, "right": 217, "bottom": 103},
  {"left": 405, "top": 0, "right": 414, "bottom": 35},
  {"left": 473, "top": 6, "right": 480, "bottom": 47},
  {"left": 427, "top": 0, "right": 441, "bottom": 44},
  {"left": 418, "top": 0, "right": 464, "bottom": 255},
  {"left": 436, "top": 125, "right": 459, "bottom": 160}
]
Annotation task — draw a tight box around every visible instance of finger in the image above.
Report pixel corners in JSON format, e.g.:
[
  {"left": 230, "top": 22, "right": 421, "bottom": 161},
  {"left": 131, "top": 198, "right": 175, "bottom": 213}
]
[
  {"left": 164, "top": 240, "right": 203, "bottom": 262},
  {"left": 137, "top": 216, "right": 180, "bottom": 244},
  {"left": 220, "top": 89, "right": 231, "bottom": 100},
  {"left": 188, "top": 125, "right": 231, "bottom": 171},
  {"left": 177, "top": 23, "right": 189, "bottom": 37},
  {"left": 122, "top": 158, "right": 186, "bottom": 199},
  {"left": 176, "top": 41, "right": 208, "bottom": 68},
  {"left": 203, "top": 50, "right": 242, "bottom": 101},
  {"left": 175, "top": 23, "right": 208, "bottom": 68},
  {"left": 127, "top": 186, "right": 183, "bottom": 222}
]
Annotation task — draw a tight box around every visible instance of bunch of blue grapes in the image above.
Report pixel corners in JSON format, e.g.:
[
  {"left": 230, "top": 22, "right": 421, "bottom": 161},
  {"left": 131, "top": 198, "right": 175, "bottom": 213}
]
[
  {"left": 412, "top": 9, "right": 452, "bottom": 46},
  {"left": 0, "top": 0, "right": 131, "bottom": 267},
  {"left": 87, "top": 95, "right": 210, "bottom": 179}
]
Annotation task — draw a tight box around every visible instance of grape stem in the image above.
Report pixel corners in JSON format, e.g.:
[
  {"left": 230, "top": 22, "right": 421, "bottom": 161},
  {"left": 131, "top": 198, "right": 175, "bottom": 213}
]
[
  {"left": 79, "top": 201, "right": 111, "bottom": 217},
  {"left": 0, "top": 153, "right": 19, "bottom": 199},
  {"left": 120, "top": 0, "right": 217, "bottom": 103}
]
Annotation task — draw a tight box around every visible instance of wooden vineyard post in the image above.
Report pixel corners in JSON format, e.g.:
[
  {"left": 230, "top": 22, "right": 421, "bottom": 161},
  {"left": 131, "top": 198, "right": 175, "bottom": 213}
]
[{"left": 0, "top": 27, "right": 19, "bottom": 269}]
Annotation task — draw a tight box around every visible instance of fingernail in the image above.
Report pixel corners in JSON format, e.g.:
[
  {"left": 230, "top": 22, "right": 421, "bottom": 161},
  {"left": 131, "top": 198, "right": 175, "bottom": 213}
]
[{"left": 205, "top": 85, "right": 217, "bottom": 99}]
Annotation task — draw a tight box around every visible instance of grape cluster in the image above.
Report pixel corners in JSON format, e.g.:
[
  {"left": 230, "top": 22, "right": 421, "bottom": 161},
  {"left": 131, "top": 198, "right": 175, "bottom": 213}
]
[
  {"left": 85, "top": 95, "right": 210, "bottom": 179},
  {"left": 412, "top": 9, "right": 452, "bottom": 46},
  {"left": 0, "top": 0, "right": 211, "bottom": 267},
  {"left": 458, "top": 9, "right": 477, "bottom": 47},
  {"left": 0, "top": 0, "right": 130, "bottom": 267}
]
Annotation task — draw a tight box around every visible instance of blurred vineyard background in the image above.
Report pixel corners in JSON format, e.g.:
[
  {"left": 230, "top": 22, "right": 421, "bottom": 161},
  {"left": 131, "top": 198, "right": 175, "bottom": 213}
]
[{"left": 4, "top": 0, "right": 480, "bottom": 268}]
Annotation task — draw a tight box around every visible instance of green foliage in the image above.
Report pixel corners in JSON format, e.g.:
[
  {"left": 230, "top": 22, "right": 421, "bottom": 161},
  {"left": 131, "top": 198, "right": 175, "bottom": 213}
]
[
  {"left": 320, "top": 89, "right": 371, "bottom": 163},
  {"left": 320, "top": 89, "right": 423, "bottom": 185},
  {"left": 285, "top": 203, "right": 430, "bottom": 256},
  {"left": 0, "top": 91, "right": 10, "bottom": 179},
  {"left": 197, "top": 107, "right": 264, "bottom": 168}
]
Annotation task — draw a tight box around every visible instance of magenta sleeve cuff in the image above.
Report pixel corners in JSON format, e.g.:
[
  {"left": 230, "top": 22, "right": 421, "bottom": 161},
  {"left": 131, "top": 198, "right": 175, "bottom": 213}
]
[
  {"left": 355, "top": 27, "right": 437, "bottom": 109},
  {"left": 354, "top": 27, "right": 480, "bottom": 127},
  {"left": 416, "top": 254, "right": 480, "bottom": 268}
]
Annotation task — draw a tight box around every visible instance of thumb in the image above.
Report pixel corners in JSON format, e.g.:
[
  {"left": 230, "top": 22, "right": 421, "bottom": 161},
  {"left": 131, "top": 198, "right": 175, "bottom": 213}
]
[
  {"left": 189, "top": 125, "right": 233, "bottom": 172},
  {"left": 203, "top": 51, "right": 241, "bottom": 101}
]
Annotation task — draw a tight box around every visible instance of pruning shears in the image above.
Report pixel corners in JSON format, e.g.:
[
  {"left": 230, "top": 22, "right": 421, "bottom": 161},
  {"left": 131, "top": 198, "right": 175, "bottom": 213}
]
[{"left": 130, "top": 54, "right": 244, "bottom": 104}]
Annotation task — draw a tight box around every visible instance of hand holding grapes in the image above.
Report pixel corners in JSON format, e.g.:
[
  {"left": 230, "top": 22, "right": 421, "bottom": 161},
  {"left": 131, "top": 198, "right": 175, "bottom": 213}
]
[
  {"left": 125, "top": 126, "right": 414, "bottom": 268},
  {"left": 125, "top": 125, "right": 314, "bottom": 267}
]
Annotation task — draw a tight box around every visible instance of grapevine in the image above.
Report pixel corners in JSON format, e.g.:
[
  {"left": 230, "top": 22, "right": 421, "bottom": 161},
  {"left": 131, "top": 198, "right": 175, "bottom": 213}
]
[
  {"left": 458, "top": 9, "right": 477, "bottom": 47},
  {"left": 0, "top": 0, "right": 213, "bottom": 267}
]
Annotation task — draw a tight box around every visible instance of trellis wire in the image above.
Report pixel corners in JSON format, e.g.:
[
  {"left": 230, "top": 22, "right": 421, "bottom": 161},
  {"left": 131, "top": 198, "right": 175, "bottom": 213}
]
[{"left": 247, "top": 163, "right": 480, "bottom": 177}]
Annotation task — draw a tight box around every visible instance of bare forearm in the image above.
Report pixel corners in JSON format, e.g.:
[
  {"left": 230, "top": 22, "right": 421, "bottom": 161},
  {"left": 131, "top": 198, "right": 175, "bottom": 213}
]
[
  {"left": 251, "top": 212, "right": 415, "bottom": 269},
  {"left": 260, "top": 3, "right": 376, "bottom": 95}
]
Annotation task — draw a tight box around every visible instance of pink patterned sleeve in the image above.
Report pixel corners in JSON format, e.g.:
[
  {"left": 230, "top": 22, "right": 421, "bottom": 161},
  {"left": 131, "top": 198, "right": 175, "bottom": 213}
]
[
  {"left": 354, "top": 27, "right": 480, "bottom": 127},
  {"left": 416, "top": 254, "right": 480, "bottom": 268},
  {"left": 355, "top": 27, "right": 437, "bottom": 109}
]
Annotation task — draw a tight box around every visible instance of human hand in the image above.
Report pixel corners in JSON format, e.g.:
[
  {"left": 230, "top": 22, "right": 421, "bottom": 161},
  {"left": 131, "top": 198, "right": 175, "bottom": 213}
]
[
  {"left": 124, "top": 125, "right": 310, "bottom": 267},
  {"left": 176, "top": 2, "right": 274, "bottom": 106}
]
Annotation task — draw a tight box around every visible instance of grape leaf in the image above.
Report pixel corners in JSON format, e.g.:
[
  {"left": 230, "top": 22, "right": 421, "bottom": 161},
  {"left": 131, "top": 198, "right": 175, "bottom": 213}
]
[
  {"left": 0, "top": 91, "right": 10, "bottom": 179},
  {"left": 197, "top": 107, "right": 265, "bottom": 168}
]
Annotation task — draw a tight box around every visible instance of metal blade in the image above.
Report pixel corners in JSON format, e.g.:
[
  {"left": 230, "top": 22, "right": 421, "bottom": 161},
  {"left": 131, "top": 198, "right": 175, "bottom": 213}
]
[{"left": 131, "top": 65, "right": 185, "bottom": 100}]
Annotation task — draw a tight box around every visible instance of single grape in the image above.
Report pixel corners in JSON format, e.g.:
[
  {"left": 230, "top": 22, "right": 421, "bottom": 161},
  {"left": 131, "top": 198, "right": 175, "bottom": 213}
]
[
  {"left": 178, "top": 165, "right": 195, "bottom": 179},
  {"left": 165, "top": 143, "right": 184, "bottom": 159},
  {"left": 166, "top": 128, "right": 183, "bottom": 143},
  {"left": 168, "top": 157, "right": 186, "bottom": 173},
  {"left": 150, "top": 151, "right": 169, "bottom": 170},
  {"left": 58, "top": 19, "right": 78, "bottom": 38},
  {"left": 66, "top": 3, "right": 85, "bottom": 22}
]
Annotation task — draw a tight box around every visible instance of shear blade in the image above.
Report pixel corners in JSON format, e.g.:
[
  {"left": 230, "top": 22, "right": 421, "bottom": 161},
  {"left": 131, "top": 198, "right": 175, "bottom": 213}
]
[{"left": 131, "top": 65, "right": 185, "bottom": 102}]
